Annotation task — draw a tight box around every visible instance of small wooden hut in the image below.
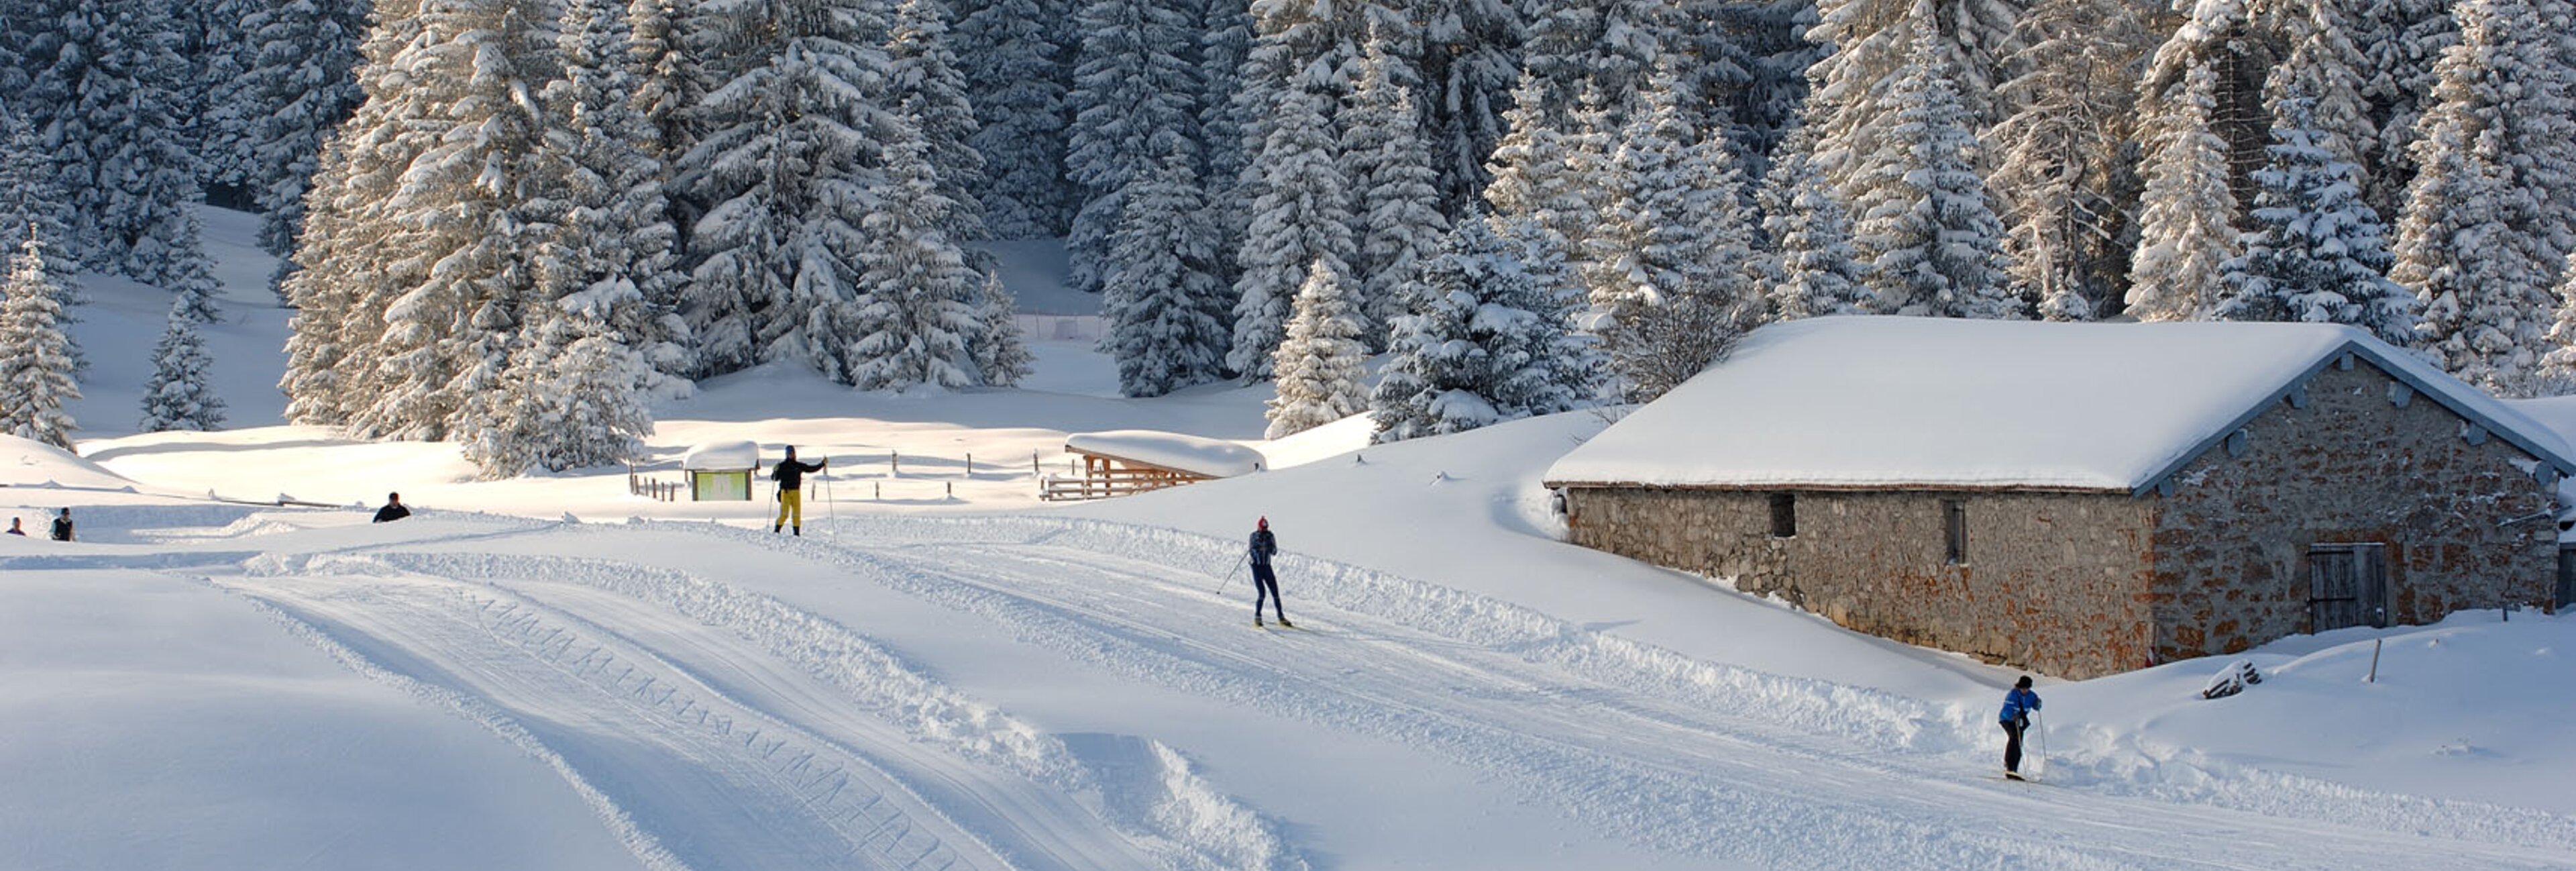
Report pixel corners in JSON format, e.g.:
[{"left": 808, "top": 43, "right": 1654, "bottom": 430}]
[
  {"left": 682, "top": 440, "right": 762, "bottom": 501},
  {"left": 1044, "top": 430, "right": 1265, "bottom": 501}
]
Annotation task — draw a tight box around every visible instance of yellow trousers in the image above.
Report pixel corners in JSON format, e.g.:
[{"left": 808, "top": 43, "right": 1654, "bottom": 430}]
[{"left": 775, "top": 489, "right": 803, "bottom": 529}]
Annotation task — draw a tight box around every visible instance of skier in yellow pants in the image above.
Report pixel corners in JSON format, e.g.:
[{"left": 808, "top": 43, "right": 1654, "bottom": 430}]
[{"left": 771, "top": 446, "right": 828, "bottom": 535}]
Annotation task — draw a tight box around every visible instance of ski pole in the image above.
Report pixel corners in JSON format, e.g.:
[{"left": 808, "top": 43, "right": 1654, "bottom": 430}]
[
  {"left": 1217, "top": 552, "right": 1246, "bottom": 593},
  {"left": 2031, "top": 710, "right": 2047, "bottom": 780}
]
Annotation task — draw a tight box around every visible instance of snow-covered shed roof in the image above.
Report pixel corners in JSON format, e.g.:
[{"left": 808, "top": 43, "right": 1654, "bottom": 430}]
[
  {"left": 1065, "top": 430, "right": 1266, "bottom": 478},
  {"left": 682, "top": 440, "right": 762, "bottom": 470},
  {"left": 1544, "top": 316, "right": 2576, "bottom": 495}
]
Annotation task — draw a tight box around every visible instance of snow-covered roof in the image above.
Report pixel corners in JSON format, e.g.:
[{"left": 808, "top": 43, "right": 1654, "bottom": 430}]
[
  {"left": 682, "top": 440, "right": 762, "bottom": 470},
  {"left": 1065, "top": 430, "right": 1266, "bottom": 478},
  {"left": 1545, "top": 316, "right": 2576, "bottom": 494}
]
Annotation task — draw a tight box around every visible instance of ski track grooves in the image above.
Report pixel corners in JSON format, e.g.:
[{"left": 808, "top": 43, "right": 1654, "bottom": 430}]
[
  {"left": 224, "top": 546, "right": 1302, "bottom": 871},
  {"left": 719, "top": 515, "right": 2576, "bottom": 870}
]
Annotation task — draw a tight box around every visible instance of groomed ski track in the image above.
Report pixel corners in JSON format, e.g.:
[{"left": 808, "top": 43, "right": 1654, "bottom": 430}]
[{"left": 117, "top": 511, "right": 2576, "bottom": 870}]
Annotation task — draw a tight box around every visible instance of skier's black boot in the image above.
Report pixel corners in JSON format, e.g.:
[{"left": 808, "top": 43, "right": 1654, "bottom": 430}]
[
  {"left": 792, "top": 526, "right": 802, "bottom": 536},
  {"left": 1279, "top": 617, "right": 1293, "bottom": 628},
  {"left": 773, "top": 524, "right": 782, "bottom": 533}
]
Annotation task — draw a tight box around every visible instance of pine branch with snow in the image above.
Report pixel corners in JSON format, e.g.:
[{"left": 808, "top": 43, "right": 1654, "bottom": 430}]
[
  {"left": 1230, "top": 86, "right": 1353, "bottom": 380},
  {"left": 1265, "top": 258, "right": 1372, "bottom": 439},
  {"left": 2216, "top": 95, "right": 2417, "bottom": 345}
]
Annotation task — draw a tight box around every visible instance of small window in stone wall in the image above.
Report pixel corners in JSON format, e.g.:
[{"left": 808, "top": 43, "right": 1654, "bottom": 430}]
[
  {"left": 1942, "top": 499, "right": 1968, "bottom": 565},
  {"left": 1769, "top": 493, "right": 1796, "bottom": 537}
]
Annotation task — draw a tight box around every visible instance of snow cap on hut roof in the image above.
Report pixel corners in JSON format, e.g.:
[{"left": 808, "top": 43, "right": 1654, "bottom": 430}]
[
  {"left": 682, "top": 440, "right": 763, "bottom": 470},
  {"left": 1065, "top": 430, "right": 1266, "bottom": 478},
  {"left": 1544, "top": 316, "right": 2576, "bottom": 494}
]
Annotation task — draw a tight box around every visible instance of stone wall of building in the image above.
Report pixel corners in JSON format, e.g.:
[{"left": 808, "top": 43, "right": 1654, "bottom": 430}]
[
  {"left": 1560, "top": 487, "right": 2159, "bottom": 678},
  {"left": 2147, "top": 360, "right": 2559, "bottom": 661}
]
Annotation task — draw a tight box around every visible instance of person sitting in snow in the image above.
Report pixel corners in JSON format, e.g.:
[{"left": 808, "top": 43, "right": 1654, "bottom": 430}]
[
  {"left": 1999, "top": 675, "right": 2042, "bottom": 780},
  {"left": 373, "top": 493, "right": 411, "bottom": 523},
  {"left": 48, "top": 508, "right": 72, "bottom": 542},
  {"left": 770, "top": 446, "right": 827, "bottom": 536},
  {"left": 1248, "top": 517, "right": 1290, "bottom": 628},
  {"left": 5, "top": 517, "right": 23, "bottom": 535}
]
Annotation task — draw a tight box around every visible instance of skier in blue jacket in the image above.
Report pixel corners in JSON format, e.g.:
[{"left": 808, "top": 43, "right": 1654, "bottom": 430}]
[
  {"left": 1999, "top": 675, "right": 2042, "bottom": 780},
  {"left": 1248, "top": 517, "right": 1290, "bottom": 628}
]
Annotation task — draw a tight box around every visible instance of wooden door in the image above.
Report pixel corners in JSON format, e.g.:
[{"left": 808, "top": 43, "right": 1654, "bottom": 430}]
[{"left": 2307, "top": 543, "right": 2387, "bottom": 632}]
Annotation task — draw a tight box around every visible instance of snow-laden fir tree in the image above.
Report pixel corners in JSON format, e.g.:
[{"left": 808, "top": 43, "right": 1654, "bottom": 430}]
[
  {"left": 1682, "top": 0, "right": 1821, "bottom": 169},
  {"left": 1806, "top": 0, "right": 2027, "bottom": 214},
  {"left": 2127, "top": 62, "right": 2240, "bottom": 321},
  {"left": 2214, "top": 96, "right": 2415, "bottom": 344},
  {"left": 2265, "top": 0, "right": 2375, "bottom": 186},
  {"left": 1518, "top": 0, "right": 1667, "bottom": 125},
  {"left": 885, "top": 0, "right": 989, "bottom": 246},
  {"left": 464, "top": 277, "right": 657, "bottom": 477},
  {"left": 834, "top": 122, "right": 996, "bottom": 391},
  {"left": 1589, "top": 56, "right": 1764, "bottom": 401},
  {"left": 138, "top": 254, "right": 226, "bottom": 433},
  {"left": 233, "top": 0, "right": 368, "bottom": 283},
  {"left": 1265, "top": 257, "right": 1372, "bottom": 439},
  {"left": 46, "top": 0, "right": 207, "bottom": 284},
  {"left": 1851, "top": 21, "right": 2021, "bottom": 319},
  {"left": 1230, "top": 86, "right": 1354, "bottom": 380},
  {"left": 2536, "top": 252, "right": 2576, "bottom": 393},
  {"left": 0, "top": 113, "right": 81, "bottom": 305},
  {"left": 1100, "top": 146, "right": 1230, "bottom": 396},
  {"left": 1989, "top": 0, "right": 2152, "bottom": 321},
  {"left": 352, "top": 0, "right": 558, "bottom": 442},
  {"left": 541, "top": 0, "right": 694, "bottom": 385},
  {"left": 277, "top": 0, "right": 433, "bottom": 429},
  {"left": 0, "top": 236, "right": 80, "bottom": 451},
  {"left": 1369, "top": 213, "right": 1597, "bottom": 444},
  {"left": 195, "top": 0, "right": 264, "bottom": 204},
  {"left": 970, "top": 270, "right": 1031, "bottom": 387},
  {"left": 629, "top": 0, "right": 704, "bottom": 173},
  {"left": 684, "top": 0, "right": 896, "bottom": 377},
  {"left": 1758, "top": 121, "right": 1868, "bottom": 321},
  {"left": 1481, "top": 71, "right": 1589, "bottom": 318},
  {"left": 2353, "top": 0, "right": 2454, "bottom": 221},
  {"left": 1064, "top": 0, "right": 1203, "bottom": 296},
  {"left": 1344, "top": 24, "right": 1449, "bottom": 350},
  {"left": 1417, "top": 0, "right": 1517, "bottom": 209},
  {"left": 958, "top": 0, "right": 1073, "bottom": 239},
  {"left": 2390, "top": 0, "right": 2576, "bottom": 395},
  {"left": 1196, "top": 0, "right": 1254, "bottom": 287}
]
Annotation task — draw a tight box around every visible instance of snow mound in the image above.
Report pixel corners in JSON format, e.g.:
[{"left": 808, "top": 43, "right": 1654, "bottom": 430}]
[{"left": 0, "top": 433, "right": 141, "bottom": 491}]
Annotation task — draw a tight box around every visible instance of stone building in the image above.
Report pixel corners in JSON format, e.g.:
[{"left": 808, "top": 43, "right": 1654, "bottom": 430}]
[{"left": 1542, "top": 317, "right": 2576, "bottom": 679}]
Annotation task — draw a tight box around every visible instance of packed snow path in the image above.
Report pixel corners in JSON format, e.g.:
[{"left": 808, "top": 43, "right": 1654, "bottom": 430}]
[{"left": 87, "top": 512, "right": 2576, "bottom": 869}]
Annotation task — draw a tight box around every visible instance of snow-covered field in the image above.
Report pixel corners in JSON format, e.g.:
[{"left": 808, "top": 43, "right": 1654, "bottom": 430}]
[{"left": 4, "top": 208, "right": 2574, "bottom": 870}]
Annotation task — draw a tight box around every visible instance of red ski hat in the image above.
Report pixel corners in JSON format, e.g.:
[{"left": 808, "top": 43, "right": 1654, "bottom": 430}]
[{"left": 1256, "top": 516, "right": 1268, "bottom": 529}]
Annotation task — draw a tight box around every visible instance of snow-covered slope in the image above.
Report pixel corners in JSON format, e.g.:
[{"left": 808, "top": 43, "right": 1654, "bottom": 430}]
[{"left": 5, "top": 207, "right": 2575, "bottom": 870}]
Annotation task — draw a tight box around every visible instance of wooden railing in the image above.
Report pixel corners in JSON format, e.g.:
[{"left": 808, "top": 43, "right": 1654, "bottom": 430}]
[{"left": 1039, "top": 466, "right": 1199, "bottom": 501}]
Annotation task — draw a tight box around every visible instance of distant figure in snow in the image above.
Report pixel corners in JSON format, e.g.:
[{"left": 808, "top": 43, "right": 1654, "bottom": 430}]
[
  {"left": 1248, "top": 517, "right": 1290, "bottom": 627},
  {"left": 5, "top": 517, "right": 23, "bottom": 535},
  {"left": 2000, "top": 675, "right": 2042, "bottom": 780},
  {"left": 770, "top": 446, "right": 827, "bottom": 535},
  {"left": 48, "top": 508, "right": 72, "bottom": 542},
  {"left": 373, "top": 493, "right": 411, "bottom": 523}
]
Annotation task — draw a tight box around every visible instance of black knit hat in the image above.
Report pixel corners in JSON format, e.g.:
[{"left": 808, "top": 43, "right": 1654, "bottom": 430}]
[{"left": 2015, "top": 675, "right": 2033, "bottom": 689}]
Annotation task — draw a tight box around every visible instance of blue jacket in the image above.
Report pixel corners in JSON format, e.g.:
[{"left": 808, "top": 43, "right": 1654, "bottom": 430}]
[
  {"left": 1248, "top": 529, "right": 1277, "bottom": 567},
  {"left": 1999, "top": 687, "right": 2041, "bottom": 724}
]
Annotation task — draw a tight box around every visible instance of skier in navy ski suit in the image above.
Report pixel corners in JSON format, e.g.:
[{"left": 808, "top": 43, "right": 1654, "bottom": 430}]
[
  {"left": 2000, "top": 675, "right": 2042, "bottom": 779},
  {"left": 1248, "top": 517, "right": 1290, "bottom": 627}
]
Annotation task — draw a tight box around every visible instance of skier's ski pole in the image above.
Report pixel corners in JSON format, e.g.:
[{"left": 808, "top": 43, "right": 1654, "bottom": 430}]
[
  {"left": 1217, "top": 552, "right": 1246, "bottom": 593},
  {"left": 2031, "top": 710, "right": 2047, "bottom": 780}
]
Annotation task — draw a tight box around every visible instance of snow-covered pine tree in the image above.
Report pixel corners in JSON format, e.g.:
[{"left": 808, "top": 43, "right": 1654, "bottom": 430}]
[
  {"left": 1759, "top": 120, "right": 1868, "bottom": 321},
  {"left": 278, "top": 0, "right": 433, "bottom": 428},
  {"left": 2265, "top": 0, "right": 2375, "bottom": 186},
  {"left": 1517, "top": 0, "right": 1665, "bottom": 127},
  {"left": 1416, "top": 0, "right": 1517, "bottom": 209},
  {"left": 2127, "top": 62, "right": 2241, "bottom": 321},
  {"left": 195, "top": 0, "right": 264, "bottom": 205},
  {"left": 138, "top": 256, "right": 226, "bottom": 433},
  {"left": 2214, "top": 95, "right": 2414, "bottom": 344},
  {"left": 1990, "top": 0, "right": 2151, "bottom": 321},
  {"left": 1589, "top": 56, "right": 1764, "bottom": 402},
  {"left": 2537, "top": 252, "right": 2576, "bottom": 392},
  {"left": 1265, "top": 257, "right": 1372, "bottom": 438},
  {"left": 1369, "top": 213, "right": 1596, "bottom": 444},
  {"left": 354, "top": 0, "right": 557, "bottom": 442},
  {"left": 971, "top": 269, "right": 1031, "bottom": 386},
  {"left": 1063, "top": 0, "right": 1203, "bottom": 296},
  {"left": 0, "top": 113, "right": 81, "bottom": 305},
  {"left": 629, "top": 0, "right": 704, "bottom": 174},
  {"left": 2353, "top": 0, "right": 2454, "bottom": 221},
  {"left": 0, "top": 236, "right": 80, "bottom": 451},
  {"left": 1230, "top": 85, "right": 1354, "bottom": 380},
  {"left": 1100, "top": 146, "right": 1230, "bottom": 396},
  {"left": 684, "top": 0, "right": 896, "bottom": 377},
  {"left": 835, "top": 121, "right": 991, "bottom": 391},
  {"left": 1806, "top": 0, "right": 2027, "bottom": 214},
  {"left": 543, "top": 0, "right": 694, "bottom": 385},
  {"left": 2390, "top": 0, "right": 2576, "bottom": 395},
  {"left": 958, "top": 0, "right": 1073, "bottom": 239},
  {"left": 57, "top": 0, "right": 207, "bottom": 285},
  {"left": 885, "top": 0, "right": 989, "bottom": 246},
  {"left": 1482, "top": 70, "right": 1591, "bottom": 313},
  {"left": 1197, "top": 0, "right": 1254, "bottom": 285},
  {"left": 1344, "top": 24, "right": 1449, "bottom": 350},
  {"left": 1853, "top": 21, "right": 2021, "bottom": 319},
  {"left": 237, "top": 0, "right": 369, "bottom": 277},
  {"left": 1682, "top": 0, "right": 1819, "bottom": 169}
]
